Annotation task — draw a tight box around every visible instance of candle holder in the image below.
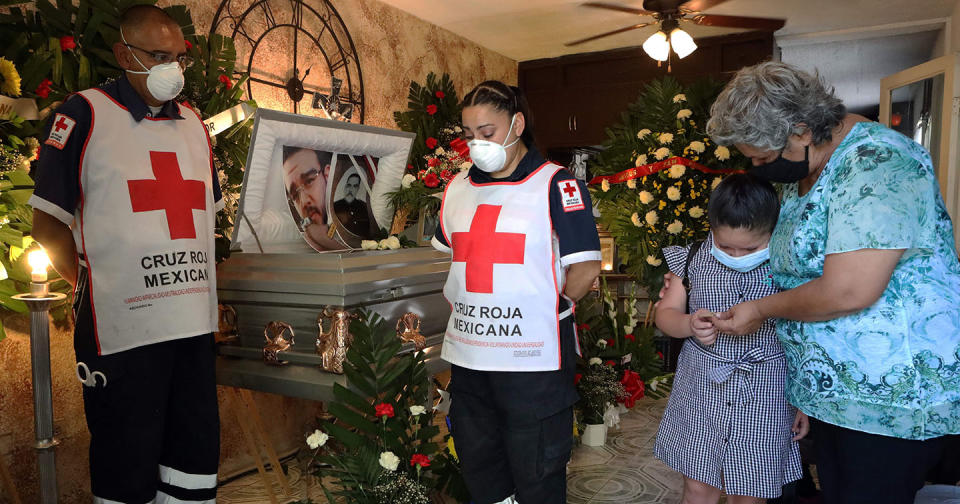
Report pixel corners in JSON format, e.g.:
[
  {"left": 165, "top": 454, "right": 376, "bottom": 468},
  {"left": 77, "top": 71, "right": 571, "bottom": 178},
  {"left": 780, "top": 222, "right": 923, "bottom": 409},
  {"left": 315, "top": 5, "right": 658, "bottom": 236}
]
[{"left": 11, "top": 248, "right": 66, "bottom": 504}]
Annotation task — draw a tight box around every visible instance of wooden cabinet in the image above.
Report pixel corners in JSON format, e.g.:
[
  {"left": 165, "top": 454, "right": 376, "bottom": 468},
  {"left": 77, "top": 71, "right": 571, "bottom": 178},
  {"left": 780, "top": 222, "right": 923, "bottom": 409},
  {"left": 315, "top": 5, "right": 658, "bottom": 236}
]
[{"left": 519, "top": 31, "right": 775, "bottom": 150}]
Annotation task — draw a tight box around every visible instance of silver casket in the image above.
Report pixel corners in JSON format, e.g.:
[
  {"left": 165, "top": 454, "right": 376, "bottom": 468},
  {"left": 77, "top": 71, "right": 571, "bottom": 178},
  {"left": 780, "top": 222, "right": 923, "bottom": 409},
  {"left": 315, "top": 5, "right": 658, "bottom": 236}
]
[{"left": 215, "top": 110, "right": 451, "bottom": 401}]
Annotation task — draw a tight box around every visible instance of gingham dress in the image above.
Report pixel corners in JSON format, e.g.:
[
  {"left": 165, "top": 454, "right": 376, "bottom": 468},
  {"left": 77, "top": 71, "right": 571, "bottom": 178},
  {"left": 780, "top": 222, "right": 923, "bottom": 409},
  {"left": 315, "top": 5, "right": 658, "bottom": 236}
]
[{"left": 653, "top": 233, "right": 802, "bottom": 499}]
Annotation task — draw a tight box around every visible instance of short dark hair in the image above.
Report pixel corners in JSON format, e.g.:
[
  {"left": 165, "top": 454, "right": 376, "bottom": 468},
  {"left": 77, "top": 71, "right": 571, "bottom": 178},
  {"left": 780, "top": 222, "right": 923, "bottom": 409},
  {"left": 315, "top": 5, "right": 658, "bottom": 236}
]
[
  {"left": 282, "top": 146, "right": 331, "bottom": 167},
  {"left": 707, "top": 173, "right": 780, "bottom": 233},
  {"left": 119, "top": 5, "right": 178, "bottom": 33},
  {"left": 462, "top": 80, "right": 537, "bottom": 151},
  {"left": 346, "top": 173, "right": 360, "bottom": 182}
]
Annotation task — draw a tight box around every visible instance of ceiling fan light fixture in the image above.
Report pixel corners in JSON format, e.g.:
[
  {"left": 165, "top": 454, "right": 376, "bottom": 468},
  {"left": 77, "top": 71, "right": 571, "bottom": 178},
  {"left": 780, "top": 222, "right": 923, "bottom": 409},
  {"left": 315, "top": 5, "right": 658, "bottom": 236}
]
[
  {"left": 670, "top": 27, "right": 697, "bottom": 58},
  {"left": 643, "top": 30, "right": 670, "bottom": 61}
]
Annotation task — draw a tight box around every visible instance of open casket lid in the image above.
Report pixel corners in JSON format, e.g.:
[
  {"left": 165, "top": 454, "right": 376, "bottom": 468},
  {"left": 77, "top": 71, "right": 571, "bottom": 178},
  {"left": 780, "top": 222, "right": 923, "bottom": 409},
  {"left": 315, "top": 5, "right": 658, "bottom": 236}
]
[{"left": 232, "top": 109, "right": 415, "bottom": 253}]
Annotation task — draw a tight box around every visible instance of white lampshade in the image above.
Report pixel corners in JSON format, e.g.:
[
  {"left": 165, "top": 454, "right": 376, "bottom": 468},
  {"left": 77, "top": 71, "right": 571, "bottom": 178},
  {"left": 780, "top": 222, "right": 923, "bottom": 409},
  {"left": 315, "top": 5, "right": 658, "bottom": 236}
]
[
  {"left": 642, "top": 31, "right": 670, "bottom": 61},
  {"left": 670, "top": 28, "right": 697, "bottom": 58}
]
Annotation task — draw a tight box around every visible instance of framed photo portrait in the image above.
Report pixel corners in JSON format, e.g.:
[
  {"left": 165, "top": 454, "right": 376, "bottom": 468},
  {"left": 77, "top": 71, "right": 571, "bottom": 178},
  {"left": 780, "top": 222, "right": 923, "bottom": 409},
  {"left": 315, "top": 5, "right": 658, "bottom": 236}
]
[{"left": 233, "top": 109, "right": 415, "bottom": 253}]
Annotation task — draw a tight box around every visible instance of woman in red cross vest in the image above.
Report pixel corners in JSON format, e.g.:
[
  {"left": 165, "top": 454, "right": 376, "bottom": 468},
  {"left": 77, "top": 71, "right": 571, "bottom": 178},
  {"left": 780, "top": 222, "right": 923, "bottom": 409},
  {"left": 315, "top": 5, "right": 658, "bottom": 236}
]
[{"left": 432, "top": 81, "right": 602, "bottom": 503}]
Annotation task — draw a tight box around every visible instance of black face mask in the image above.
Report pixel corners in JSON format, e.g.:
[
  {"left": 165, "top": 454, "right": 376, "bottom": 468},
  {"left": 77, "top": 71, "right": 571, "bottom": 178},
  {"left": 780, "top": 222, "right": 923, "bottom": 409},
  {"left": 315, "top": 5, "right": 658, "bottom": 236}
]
[{"left": 751, "top": 145, "right": 809, "bottom": 183}]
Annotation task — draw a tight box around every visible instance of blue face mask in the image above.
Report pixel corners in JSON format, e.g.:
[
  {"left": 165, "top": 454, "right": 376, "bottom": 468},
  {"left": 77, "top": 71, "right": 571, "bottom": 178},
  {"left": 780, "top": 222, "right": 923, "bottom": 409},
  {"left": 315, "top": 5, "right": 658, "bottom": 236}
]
[{"left": 710, "top": 245, "right": 770, "bottom": 273}]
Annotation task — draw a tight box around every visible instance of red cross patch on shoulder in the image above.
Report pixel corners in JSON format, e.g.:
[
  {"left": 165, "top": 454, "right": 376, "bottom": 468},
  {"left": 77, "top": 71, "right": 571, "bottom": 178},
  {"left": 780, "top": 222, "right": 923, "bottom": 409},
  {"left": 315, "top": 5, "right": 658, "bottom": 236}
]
[
  {"left": 558, "top": 180, "right": 585, "bottom": 212},
  {"left": 44, "top": 113, "right": 76, "bottom": 150}
]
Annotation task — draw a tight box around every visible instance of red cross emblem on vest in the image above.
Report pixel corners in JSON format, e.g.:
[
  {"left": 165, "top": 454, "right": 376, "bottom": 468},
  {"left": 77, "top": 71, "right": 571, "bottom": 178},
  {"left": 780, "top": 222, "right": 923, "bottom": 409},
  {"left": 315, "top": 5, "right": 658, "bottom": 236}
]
[
  {"left": 452, "top": 204, "right": 526, "bottom": 293},
  {"left": 562, "top": 181, "right": 578, "bottom": 197},
  {"left": 54, "top": 116, "right": 70, "bottom": 133},
  {"left": 128, "top": 151, "right": 207, "bottom": 240}
]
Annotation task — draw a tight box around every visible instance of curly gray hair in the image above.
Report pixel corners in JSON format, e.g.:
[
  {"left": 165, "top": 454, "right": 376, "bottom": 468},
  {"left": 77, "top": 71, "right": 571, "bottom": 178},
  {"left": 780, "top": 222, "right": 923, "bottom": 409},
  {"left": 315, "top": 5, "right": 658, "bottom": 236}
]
[{"left": 706, "top": 61, "right": 846, "bottom": 151}]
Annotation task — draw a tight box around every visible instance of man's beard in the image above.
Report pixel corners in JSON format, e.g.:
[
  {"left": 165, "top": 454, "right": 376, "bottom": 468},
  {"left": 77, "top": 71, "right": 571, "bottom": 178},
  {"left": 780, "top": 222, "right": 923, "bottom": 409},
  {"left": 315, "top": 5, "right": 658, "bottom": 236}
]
[{"left": 301, "top": 204, "right": 324, "bottom": 224}]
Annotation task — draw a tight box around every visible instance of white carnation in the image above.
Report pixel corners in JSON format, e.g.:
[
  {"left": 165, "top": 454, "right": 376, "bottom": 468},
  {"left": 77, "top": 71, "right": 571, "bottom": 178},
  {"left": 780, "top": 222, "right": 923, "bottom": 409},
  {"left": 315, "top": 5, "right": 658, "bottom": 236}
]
[
  {"left": 672, "top": 94, "right": 686, "bottom": 103},
  {"left": 676, "top": 109, "right": 692, "bottom": 120},
  {"left": 658, "top": 133, "right": 674, "bottom": 145},
  {"left": 306, "top": 430, "right": 329, "bottom": 449},
  {"left": 666, "top": 187, "right": 681, "bottom": 201},
  {"left": 654, "top": 147, "right": 671, "bottom": 160},
  {"left": 646, "top": 255, "right": 662, "bottom": 266},
  {"left": 588, "top": 357, "right": 603, "bottom": 366},
  {"left": 639, "top": 191, "right": 654, "bottom": 204},
  {"left": 409, "top": 405, "right": 427, "bottom": 416},
  {"left": 667, "top": 220, "right": 683, "bottom": 234},
  {"left": 401, "top": 173, "right": 416, "bottom": 189},
  {"left": 379, "top": 451, "right": 400, "bottom": 471},
  {"left": 667, "top": 164, "right": 686, "bottom": 178}
]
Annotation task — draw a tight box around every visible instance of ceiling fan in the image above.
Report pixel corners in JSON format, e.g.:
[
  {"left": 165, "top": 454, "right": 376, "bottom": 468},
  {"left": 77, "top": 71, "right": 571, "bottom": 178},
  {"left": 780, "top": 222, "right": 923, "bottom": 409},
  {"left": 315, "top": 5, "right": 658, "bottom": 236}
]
[{"left": 566, "top": 0, "right": 785, "bottom": 62}]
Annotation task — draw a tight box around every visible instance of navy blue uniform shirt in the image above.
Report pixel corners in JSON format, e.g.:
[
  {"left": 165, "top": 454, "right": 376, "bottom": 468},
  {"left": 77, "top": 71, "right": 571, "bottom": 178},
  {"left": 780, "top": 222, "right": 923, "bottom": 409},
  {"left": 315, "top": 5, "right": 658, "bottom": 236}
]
[
  {"left": 434, "top": 147, "right": 601, "bottom": 315},
  {"left": 31, "top": 75, "right": 221, "bottom": 226}
]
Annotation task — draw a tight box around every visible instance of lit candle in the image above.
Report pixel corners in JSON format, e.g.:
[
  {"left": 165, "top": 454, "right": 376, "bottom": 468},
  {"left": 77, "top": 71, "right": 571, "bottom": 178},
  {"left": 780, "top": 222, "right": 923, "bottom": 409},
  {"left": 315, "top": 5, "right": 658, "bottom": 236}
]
[{"left": 27, "top": 248, "right": 50, "bottom": 283}]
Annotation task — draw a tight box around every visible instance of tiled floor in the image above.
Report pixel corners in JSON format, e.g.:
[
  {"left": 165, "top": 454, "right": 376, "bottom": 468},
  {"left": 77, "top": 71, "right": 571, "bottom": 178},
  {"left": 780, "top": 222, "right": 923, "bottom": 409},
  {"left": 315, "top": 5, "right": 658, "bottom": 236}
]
[
  {"left": 219, "top": 396, "right": 681, "bottom": 503},
  {"left": 567, "top": 397, "right": 683, "bottom": 504}
]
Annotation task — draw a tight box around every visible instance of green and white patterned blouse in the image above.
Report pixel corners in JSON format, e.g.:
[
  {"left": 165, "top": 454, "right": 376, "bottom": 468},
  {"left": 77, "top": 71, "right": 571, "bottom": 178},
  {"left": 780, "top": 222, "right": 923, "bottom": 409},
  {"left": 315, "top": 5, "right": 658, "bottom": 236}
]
[{"left": 771, "top": 121, "right": 960, "bottom": 440}]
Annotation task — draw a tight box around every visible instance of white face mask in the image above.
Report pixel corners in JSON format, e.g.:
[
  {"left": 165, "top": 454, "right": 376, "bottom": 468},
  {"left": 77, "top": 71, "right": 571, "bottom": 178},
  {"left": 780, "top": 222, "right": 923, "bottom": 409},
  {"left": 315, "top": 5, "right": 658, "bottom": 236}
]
[
  {"left": 468, "top": 113, "right": 521, "bottom": 173},
  {"left": 121, "top": 28, "right": 184, "bottom": 103}
]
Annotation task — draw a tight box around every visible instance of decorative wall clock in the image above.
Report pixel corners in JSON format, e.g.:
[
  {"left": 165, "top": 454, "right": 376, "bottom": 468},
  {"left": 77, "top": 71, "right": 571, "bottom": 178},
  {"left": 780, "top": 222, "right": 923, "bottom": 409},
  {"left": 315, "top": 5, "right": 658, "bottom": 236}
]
[{"left": 210, "top": 0, "right": 365, "bottom": 121}]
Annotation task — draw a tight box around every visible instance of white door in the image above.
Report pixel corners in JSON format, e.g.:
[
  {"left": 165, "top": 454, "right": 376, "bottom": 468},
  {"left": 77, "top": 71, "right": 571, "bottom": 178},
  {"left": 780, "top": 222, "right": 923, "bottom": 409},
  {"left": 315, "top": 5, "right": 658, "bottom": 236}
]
[{"left": 880, "top": 54, "right": 960, "bottom": 249}]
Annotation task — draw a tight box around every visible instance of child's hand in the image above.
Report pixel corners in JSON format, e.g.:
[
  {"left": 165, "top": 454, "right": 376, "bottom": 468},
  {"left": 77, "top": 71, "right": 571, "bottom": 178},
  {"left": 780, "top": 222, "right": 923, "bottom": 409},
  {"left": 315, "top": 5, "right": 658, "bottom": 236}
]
[
  {"left": 689, "top": 309, "right": 718, "bottom": 345},
  {"left": 792, "top": 410, "right": 810, "bottom": 441}
]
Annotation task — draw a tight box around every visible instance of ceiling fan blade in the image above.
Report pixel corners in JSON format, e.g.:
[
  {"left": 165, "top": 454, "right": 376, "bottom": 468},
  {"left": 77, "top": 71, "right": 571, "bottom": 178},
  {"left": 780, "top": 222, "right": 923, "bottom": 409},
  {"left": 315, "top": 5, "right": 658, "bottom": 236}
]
[
  {"left": 679, "top": 0, "right": 729, "bottom": 13},
  {"left": 565, "top": 22, "right": 655, "bottom": 46},
  {"left": 582, "top": 1, "right": 655, "bottom": 16},
  {"left": 692, "top": 14, "right": 785, "bottom": 31}
]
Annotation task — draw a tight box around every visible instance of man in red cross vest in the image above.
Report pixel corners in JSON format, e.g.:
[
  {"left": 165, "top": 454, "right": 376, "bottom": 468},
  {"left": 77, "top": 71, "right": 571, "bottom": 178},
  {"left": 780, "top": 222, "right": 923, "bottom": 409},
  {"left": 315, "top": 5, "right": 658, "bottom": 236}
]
[
  {"left": 434, "top": 81, "right": 601, "bottom": 504},
  {"left": 30, "top": 5, "right": 222, "bottom": 502}
]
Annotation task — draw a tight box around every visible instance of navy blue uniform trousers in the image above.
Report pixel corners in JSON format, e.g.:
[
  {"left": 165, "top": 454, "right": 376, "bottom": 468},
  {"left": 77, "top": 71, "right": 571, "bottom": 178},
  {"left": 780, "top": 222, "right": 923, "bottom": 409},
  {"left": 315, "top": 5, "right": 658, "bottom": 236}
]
[{"left": 449, "top": 319, "right": 579, "bottom": 504}]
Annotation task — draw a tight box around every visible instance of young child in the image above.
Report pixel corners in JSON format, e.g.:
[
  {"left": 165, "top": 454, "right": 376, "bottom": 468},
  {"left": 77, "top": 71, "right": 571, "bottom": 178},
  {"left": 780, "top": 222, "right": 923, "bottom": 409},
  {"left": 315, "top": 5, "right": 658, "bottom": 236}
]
[{"left": 653, "top": 174, "right": 807, "bottom": 504}]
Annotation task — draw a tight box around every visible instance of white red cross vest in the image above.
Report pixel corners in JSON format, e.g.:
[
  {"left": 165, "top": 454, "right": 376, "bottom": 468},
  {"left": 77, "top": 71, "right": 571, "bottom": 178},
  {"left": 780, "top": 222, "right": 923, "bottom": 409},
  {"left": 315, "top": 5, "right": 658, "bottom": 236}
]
[
  {"left": 74, "top": 89, "right": 219, "bottom": 355},
  {"left": 437, "top": 162, "right": 568, "bottom": 371}
]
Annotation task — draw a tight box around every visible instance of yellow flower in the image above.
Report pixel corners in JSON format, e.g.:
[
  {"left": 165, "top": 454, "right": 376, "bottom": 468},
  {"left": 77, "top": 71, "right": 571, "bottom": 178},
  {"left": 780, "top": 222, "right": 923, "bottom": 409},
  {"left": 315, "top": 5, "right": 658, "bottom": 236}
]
[
  {"left": 658, "top": 200, "right": 667, "bottom": 210},
  {"left": 654, "top": 147, "right": 671, "bottom": 160},
  {"left": 658, "top": 133, "right": 674, "bottom": 145},
  {"left": 667, "top": 164, "right": 686, "bottom": 178},
  {"left": 601, "top": 179, "right": 611, "bottom": 192},
  {"left": 639, "top": 191, "right": 654, "bottom": 204},
  {"left": 0, "top": 57, "right": 22, "bottom": 97},
  {"left": 646, "top": 255, "right": 663, "bottom": 266},
  {"left": 626, "top": 178, "right": 637, "bottom": 189},
  {"left": 631, "top": 212, "right": 642, "bottom": 227},
  {"left": 688, "top": 141, "right": 705, "bottom": 153},
  {"left": 645, "top": 210, "right": 658, "bottom": 225},
  {"left": 711, "top": 177, "right": 723, "bottom": 190},
  {"left": 676, "top": 109, "right": 692, "bottom": 120},
  {"left": 666, "top": 187, "right": 681, "bottom": 201},
  {"left": 667, "top": 220, "right": 683, "bottom": 234},
  {"left": 689, "top": 206, "right": 704, "bottom": 218},
  {"left": 715, "top": 145, "right": 731, "bottom": 161},
  {"left": 672, "top": 94, "right": 687, "bottom": 103},
  {"left": 634, "top": 154, "right": 648, "bottom": 167}
]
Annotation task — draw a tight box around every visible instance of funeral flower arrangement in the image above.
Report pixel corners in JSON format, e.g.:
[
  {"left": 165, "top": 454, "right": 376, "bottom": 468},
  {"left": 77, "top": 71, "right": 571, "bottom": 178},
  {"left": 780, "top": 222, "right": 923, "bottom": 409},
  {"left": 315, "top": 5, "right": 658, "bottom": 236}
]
[
  {"left": 574, "top": 280, "right": 674, "bottom": 424},
  {"left": 301, "top": 311, "right": 467, "bottom": 503},
  {"left": 589, "top": 77, "right": 750, "bottom": 294},
  {"left": 390, "top": 73, "right": 470, "bottom": 224}
]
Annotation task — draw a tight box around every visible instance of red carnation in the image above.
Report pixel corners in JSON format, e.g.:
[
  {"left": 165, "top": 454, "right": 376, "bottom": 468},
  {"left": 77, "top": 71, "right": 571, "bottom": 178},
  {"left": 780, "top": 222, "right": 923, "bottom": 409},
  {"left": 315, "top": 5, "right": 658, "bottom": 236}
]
[
  {"left": 374, "top": 402, "right": 395, "bottom": 419},
  {"left": 407, "top": 164, "right": 414, "bottom": 171},
  {"left": 425, "top": 137, "right": 438, "bottom": 149},
  {"left": 435, "top": 91, "right": 445, "bottom": 99},
  {"left": 604, "top": 360, "right": 616, "bottom": 367},
  {"left": 410, "top": 453, "right": 431, "bottom": 467},
  {"left": 574, "top": 373, "right": 582, "bottom": 385},
  {"left": 427, "top": 157, "right": 440, "bottom": 168},
  {"left": 624, "top": 333, "right": 635, "bottom": 341},
  {"left": 426, "top": 104, "right": 438, "bottom": 115},
  {"left": 418, "top": 169, "right": 427, "bottom": 179},
  {"left": 657, "top": 351, "right": 664, "bottom": 360},
  {"left": 35, "top": 78, "right": 52, "bottom": 99},
  {"left": 605, "top": 338, "right": 615, "bottom": 347},
  {"left": 423, "top": 173, "right": 440, "bottom": 188},
  {"left": 440, "top": 169, "right": 454, "bottom": 181},
  {"left": 218, "top": 74, "right": 233, "bottom": 90},
  {"left": 59, "top": 36, "right": 76, "bottom": 51},
  {"left": 184, "top": 39, "right": 193, "bottom": 50},
  {"left": 576, "top": 323, "right": 590, "bottom": 331}
]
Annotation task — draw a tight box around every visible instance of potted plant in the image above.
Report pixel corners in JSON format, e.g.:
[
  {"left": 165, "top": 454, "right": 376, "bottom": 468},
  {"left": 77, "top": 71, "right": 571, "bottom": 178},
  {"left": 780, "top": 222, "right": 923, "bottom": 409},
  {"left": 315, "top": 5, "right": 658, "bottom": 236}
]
[{"left": 576, "top": 360, "right": 625, "bottom": 446}]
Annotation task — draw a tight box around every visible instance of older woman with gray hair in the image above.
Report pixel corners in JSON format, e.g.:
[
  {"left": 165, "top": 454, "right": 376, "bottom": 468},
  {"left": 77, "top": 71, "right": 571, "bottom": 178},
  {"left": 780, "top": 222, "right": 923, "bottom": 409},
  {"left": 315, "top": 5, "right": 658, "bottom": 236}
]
[{"left": 704, "top": 61, "right": 960, "bottom": 504}]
